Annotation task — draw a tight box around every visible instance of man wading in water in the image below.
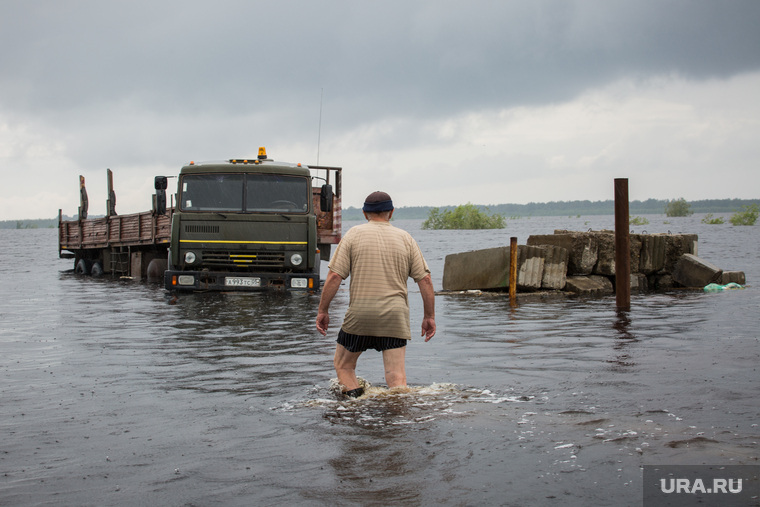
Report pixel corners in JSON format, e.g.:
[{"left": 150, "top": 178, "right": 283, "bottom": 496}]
[{"left": 316, "top": 191, "right": 436, "bottom": 398}]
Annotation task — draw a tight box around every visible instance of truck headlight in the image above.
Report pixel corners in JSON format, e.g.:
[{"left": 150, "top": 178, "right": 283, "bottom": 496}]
[
  {"left": 184, "top": 251, "right": 197, "bottom": 264},
  {"left": 177, "top": 275, "right": 195, "bottom": 286},
  {"left": 290, "top": 253, "right": 303, "bottom": 266}
]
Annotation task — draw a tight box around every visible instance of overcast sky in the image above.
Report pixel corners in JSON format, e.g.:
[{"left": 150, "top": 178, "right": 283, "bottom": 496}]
[{"left": 2, "top": 1, "right": 759, "bottom": 220}]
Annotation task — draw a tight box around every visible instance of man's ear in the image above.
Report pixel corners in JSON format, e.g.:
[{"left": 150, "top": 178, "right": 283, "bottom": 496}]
[{"left": 388, "top": 209, "right": 395, "bottom": 220}]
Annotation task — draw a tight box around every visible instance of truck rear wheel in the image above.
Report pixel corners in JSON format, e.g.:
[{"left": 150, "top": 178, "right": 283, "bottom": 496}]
[
  {"left": 91, "top": 261, "right": 104, "bottom": 277},
  {"left": 75, "top": 258, "right": 90, "bottom": 275}
]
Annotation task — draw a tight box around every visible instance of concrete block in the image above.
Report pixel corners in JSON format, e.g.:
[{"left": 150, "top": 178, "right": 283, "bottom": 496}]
[
  {"left": 442, "top": 247, "right": 508, "bottom": 291},
  {"left": 591, "top": 275, "right": 614, "bottom": 293},
  {"left": 639, "top": 234, "right": 666, "bottom": 274},
  {"left": 517, "top": 245, "right": 545, "bottom": 290},
  {"left": 649, "top": 273, "right": 674, "bottom": 290},
  {"left": 671, "top": 253, "right": 722, "bottom": 288},
  {"left": 442, "top": 244, "right": 550, "bottom": 292},
  {"left": 589, "top": 231, "right": 642, "bottom": 275},
  {"left": 629, "top": 234, "right": 642, "bottom": 274},
  {"left": 663, "top": 234, "right": 698, "bottom": 273},
  {"left": 720, "top": 271, "right": 746, "bottom": 285},
  {"left": 527, "top": 233, "right": 597, "bottom": 275},
  {"left": 593, "top": 232, "right": 616, "bottom": 276},
  {"left": 535, "top": 245, "right": 568, "bottom": 290},
  {"left": 564, "top": 275, "right": 614, "bottom": 295},
  {"left": 630, "top": 273, "right": 648, "bottom": 292}
]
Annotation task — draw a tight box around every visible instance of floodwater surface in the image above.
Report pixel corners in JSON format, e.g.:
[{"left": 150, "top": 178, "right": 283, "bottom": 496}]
[{"left": 1, "top": 215, "right": 758, "bottom": 506}]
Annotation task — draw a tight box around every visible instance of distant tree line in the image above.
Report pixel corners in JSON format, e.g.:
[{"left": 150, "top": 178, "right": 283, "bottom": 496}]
[
  {"left": 342, "top": 198, "right": 760, "bottom": 220},
  {"left": 4, "top": 198, "right": 759, "bottom": 227},
  {"left": 0, "top": 218, "right": 62, "bottom": 229}
]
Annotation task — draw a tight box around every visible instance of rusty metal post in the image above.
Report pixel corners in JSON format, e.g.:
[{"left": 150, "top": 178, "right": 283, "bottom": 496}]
[
  {"left": 509, "top": 236, "right": 518, "bottom": 306},
  {"left": 614, "top": 178, "right": 630, "bottom": 310},
  {"left": 58, "top": 209, "right": 63, "bottom": 258},
  {"left": 107, "top": 168, "right": 116, "bottom": 217},
  {"left": 78, "top": 175, "right": 88, "bottom": 220}
]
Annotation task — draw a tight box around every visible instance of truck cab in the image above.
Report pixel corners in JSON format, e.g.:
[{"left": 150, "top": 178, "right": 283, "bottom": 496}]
[{"left": 164, "top": 148, "right": 338, "bottom": 291}]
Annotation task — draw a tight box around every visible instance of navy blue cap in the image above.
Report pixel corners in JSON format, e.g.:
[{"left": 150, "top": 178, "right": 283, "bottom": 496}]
[{"left": 362, "top": 191, "right": 393, "bottom": 212}]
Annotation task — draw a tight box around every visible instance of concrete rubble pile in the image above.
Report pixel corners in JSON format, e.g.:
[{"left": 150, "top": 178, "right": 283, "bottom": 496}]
[{"left": 442, "top": 230, "right": 746, "bottom": 295}]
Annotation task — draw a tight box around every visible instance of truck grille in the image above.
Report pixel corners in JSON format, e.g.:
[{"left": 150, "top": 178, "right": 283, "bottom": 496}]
[
  {"left": 185, "top": 224, "right": 220, "bottom": 234},
  {"left": 203, "top": 250, "right": 285, "bottom": 270}
]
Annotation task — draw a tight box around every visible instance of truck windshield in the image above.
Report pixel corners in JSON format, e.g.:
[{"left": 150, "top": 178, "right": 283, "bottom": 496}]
[{"left": 180, "top": 173, "right": 308, "bottom": 213}]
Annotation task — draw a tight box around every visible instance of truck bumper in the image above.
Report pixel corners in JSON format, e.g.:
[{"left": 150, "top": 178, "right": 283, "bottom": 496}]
[{"left": 165, "top": 270, "right": 320, "bottom": 291}]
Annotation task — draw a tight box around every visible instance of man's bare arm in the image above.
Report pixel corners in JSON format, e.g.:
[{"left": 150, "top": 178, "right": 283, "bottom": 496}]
[
  {"left": 316, "top": 270, "right": 343, "bottom": 335},
  {"left": 417, "top": 274, "right": 436, "bottom": 341}
]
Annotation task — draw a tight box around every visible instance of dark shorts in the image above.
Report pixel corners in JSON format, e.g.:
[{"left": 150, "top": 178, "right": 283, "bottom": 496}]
[{"left": 337, "top": 329, "right": 407, "bottom": 352}]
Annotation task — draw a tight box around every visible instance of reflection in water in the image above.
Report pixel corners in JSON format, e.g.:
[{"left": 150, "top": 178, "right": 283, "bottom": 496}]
[
  {"left": 613, "top": 309, "right": 635, "bottom": 341},
  {"left": 157, "top": 291, "right": 334, "bottom": 396},
  {"left": 609, "top": 308, "right": 637, "bottom": 367},
  {"left": 326, "top": 423, "right": 428, "bottom": 505}
]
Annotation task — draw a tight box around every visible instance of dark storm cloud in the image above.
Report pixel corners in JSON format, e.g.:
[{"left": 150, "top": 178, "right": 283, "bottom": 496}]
[
  {"left": 2, "top": 0, "right": 759, "bottom": 127},
  {"left": 2, "top": 0, "right": 760, "bottom": 220}
]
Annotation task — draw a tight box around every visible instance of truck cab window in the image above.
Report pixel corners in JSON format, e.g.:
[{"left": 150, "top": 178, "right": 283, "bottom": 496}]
[
  {"left": 246, "top": 174, "right": 309, "bottom": 213},
  {"left": 180, "top": 174, "right": 243, "bottom": 212}
]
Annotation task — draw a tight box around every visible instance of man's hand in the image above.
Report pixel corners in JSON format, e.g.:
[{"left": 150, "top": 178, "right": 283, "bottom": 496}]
[
  {"left": 421, "top": 317, "right": 436, "bottom": 342},
  {"left": 316, "top": 312, "right": 330, "bottom": 336}
]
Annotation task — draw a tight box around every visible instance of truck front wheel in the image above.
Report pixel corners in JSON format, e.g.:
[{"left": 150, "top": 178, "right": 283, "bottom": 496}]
[{"left": 147, "top": 258, "right": 168, "bottom": 281}]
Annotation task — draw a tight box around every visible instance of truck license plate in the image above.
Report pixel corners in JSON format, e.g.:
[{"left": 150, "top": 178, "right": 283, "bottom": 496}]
[{"left": 224, "top": 277, "right": 261, "bottom": 287}]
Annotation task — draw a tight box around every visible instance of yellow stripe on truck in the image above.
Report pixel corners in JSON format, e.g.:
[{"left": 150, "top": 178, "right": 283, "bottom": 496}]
[{"left": 179, "top": 240, "right": 307, "bottom": 245}]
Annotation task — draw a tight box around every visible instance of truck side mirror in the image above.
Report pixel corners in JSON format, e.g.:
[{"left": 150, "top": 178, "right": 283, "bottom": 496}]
[
  {"left": 155, "top": 176, "right": 168, "bottom": 190},
  {"left": 320, "top": 184, "right": 333, "bottom": 212},
  {"left": 155, "top": 176, "right": 168, "bottom": 215}
]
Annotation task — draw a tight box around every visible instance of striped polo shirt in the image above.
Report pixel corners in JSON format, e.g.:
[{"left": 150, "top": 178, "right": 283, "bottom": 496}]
[{"left": 328, "top": 220, "right": 430, "bottom": 340}]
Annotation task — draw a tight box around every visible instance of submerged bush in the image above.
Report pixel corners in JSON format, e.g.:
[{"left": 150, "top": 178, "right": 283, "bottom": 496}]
[
  {"left": 422, "top": 203, "right": 506, "bottom": 230},
  {"left": 665, "top": 198, "right": 693, "bottom": 217},
  {"left": 630, "top": 216, "right": 649, "bottom": 226},
  {"left": 701, "top": 213, "right": 725, "bottom": 225},
  {"left": 729, "top": 204, "right": 759, "bottom": 226}
]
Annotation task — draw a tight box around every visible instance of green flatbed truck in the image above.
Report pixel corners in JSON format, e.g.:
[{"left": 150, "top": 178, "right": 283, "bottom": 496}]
[{"left": 59, "top": 148, "right": 342, "bottom": 291}]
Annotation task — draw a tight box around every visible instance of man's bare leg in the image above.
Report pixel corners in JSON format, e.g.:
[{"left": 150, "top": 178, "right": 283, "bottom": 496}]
[
  {"left": 333, "top": 344, "right": 362, "bottom": 391},
  {"left": 382, "top": 346, "right": 407, "bottom": 388}
]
